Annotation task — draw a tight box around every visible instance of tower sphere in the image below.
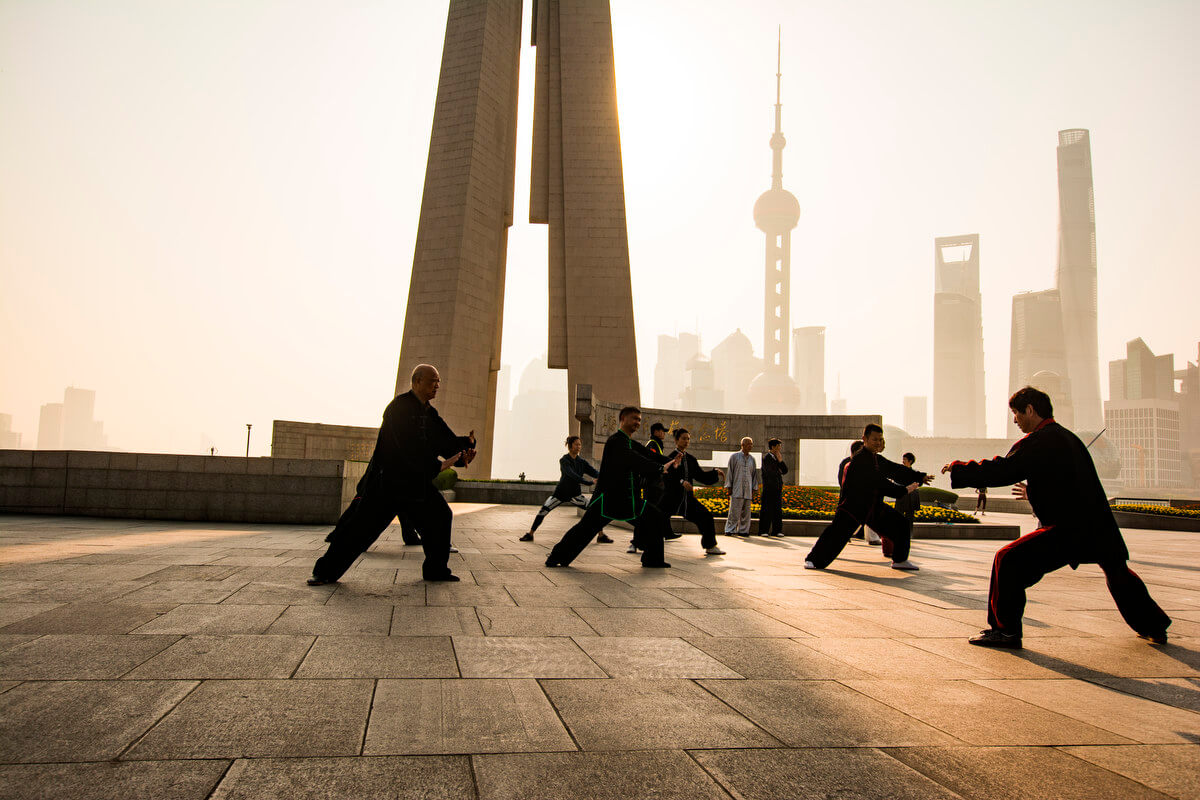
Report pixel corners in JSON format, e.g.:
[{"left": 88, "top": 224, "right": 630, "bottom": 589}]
[{"left": 754, "top": 187, "right": 800, "bottom": 233}]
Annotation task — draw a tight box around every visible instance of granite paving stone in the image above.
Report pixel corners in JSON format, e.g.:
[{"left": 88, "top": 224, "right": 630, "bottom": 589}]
[
  {"left": 265, "top": 602, "right": 392, "bottom": 635},
  {"left": 572, "top": 607, "right": 708, "bottom": 637},
  {"left": 476, "top": 606, "right": 596, "bottom": 636},
  {"left": 974, "top": 678, "right": 1200, "bottom": 743},
  {"left": 844, "top": 678, "right": 1133, "bottom": 745},
  {"left": 209, "top": 755, "right": 475, "bottom": 800},
  {"left": 452, "top": 636, "right": 606, "bottom": 678},
  {"left": 131, "top": 603, "right": 286, "bottom": 634},
  {"left": 885, "top": 745, "right": 1175, "bottom": 800},
  {"left": 425, "top": 584, "right": 517, "bottom": 607},
  {"left": 0, "top": 679, "right": 197, "bottom": 762},
  {"left": 117, "top": 580, "right": 240, "bottom": 604},
  {"left": 667, "top": 607, "right": 810, "bottom": 637},
  {"left": 572, "top": 637, "right": 742, "bottom": 678},
  {"left": 124, "top": 634, "right": 315, "bottom": 679},
  {"left": 474, "top": 750, "right": 732, "bottom": 800},
  {"left": 540, "top": 678, "right": 783, "bottom": 751},
  {"left": 0, "top": 760, "right": 231, "bottom": 800},
  {"left": 221, "top": 581, "right": 336, "bottom": 605},
  {"left": 693, "top": 746, "right": 963, "bottom": 800},
  {"left": 0, "top": 633, "right": 178, "bottom": 679},
  {"left": 505, "top": 586, "right": 608, "bottom": 607},
  {"left": 125, "top": 679, "right": 374, "bottom": 759},
  {"left": 0, "top": 602, "right": 63, "bottom": 628},
  {"left": 685, "top": 636, "right": 875, "bottom": 680},
  {"left": 363, "top": 678, "right": 574, "bottom": 755},
  {"left": 698, "top": 679, "right": 956, "bottom": 747},
  {"left": 897, "top": 636, "right": 1066, "bottom": 678},
  {"left": 0, "top": 602, "right": 170, "bottom": 634},
  {"left": 1089, "top": 675, "right": 1200, "bottom": 713},
  {"left": 391, "top": 606, "right": 484, "bottom": 636},
  {"left": 1060, "top": 745, "right": 1200, "bottom": 800},
  {"left": 804, "top": 637, "right": 995, "bottom": 679},
  {"left": 325, "top": 581, "right": 427, "bottom": 606},
  {"left": 294, "top": 635, "right": 458, "bottom": 678},
  {"left": 756, "top": 608, "right": 915, "bottom": 638}
]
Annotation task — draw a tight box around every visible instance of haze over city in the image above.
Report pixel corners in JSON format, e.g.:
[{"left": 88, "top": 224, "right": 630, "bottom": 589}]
[{"left": 2, "top": 0, "right": 1197, "bottom": 466}]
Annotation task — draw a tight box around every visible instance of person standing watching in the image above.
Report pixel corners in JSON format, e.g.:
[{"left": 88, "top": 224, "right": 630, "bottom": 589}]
[
  {"left": 725, "top": 437, "right": 759, "bottom": 536},
  {"left": 760, "top": 438, "right": 788, "bottom": 536},
  {"left": 943, "top": 386, "right": 1171, "bottom": 648}
]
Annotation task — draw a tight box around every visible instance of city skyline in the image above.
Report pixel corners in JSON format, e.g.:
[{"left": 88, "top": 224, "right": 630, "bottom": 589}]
[{"left": 1, "top": 1, "right": 1198, "bottom": 457}]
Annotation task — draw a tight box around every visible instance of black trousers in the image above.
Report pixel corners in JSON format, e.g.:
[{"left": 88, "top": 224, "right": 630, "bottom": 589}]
[
  {"left": 670, "top": 494, "right": 718, "bottom": 549},
  {"left": 313, "top": 482, "right": 453, "bottom": 581},
  {"left": 807, "top": 505, "right": 911, "bottom": 567},
  {"left": 549, "top": 502, "right": 666, "bottom": 566},
  {"left": 760, "top": 487, "right": 784, "bottom": 535},
  {"left": 986, "top": 525, "right": 1171, "bottom": 638}
]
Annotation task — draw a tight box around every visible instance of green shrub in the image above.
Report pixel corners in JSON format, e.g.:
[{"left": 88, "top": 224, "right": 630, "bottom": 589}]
[{"left": 433, "top": 468, "right": 458, "bottom": 491}]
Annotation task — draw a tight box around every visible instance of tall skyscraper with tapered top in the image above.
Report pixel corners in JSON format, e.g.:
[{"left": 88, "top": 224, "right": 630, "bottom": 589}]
[
  {"left": 1055, "top": 128, "right": 1102, "bottom": 433},
  {"left": 748, "top": 30, "right": 802, "bottom": 413},
  {"left": 933, "top": 234, "right": 986, "bottom": 437},
  {"left": 396, "top": 0, "right": 641, "bottom": 475}
]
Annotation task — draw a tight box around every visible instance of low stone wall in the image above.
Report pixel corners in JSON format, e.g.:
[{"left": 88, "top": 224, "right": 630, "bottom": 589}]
[
  {"left": 655, "top": 516, "right": 1019, "bottom": 541},
  {"left": 0, "top": 450, "right": 358, "bottom": 524},
  {"left": 1112, "top": 510, "right": 1200, "bottom": 532},
  {"left": 454, "top": 481, "right": 560, "bottom": 505},
  {"left": 953, "top": 495, "right": 1032, "bottom": 515}
]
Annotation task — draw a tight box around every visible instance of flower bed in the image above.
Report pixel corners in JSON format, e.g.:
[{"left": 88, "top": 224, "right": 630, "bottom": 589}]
[
  {"left": 1110, "top": 503, "right": 1200, "bottom": 519},
  {"left": 692, "top": 486, "right": 978, "bottom": 524}
]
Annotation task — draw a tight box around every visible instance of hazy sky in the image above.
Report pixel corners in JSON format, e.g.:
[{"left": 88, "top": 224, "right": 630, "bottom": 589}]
[{"left": 2, "top": 0, "right": 1198, "bottom": 457}]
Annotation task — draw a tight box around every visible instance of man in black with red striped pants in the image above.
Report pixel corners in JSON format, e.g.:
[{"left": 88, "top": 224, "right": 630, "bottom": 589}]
[{"left": 944, "top": 386, "right": 1171, "bottom": 648}]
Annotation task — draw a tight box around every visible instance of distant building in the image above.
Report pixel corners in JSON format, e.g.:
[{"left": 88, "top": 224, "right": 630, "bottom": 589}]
[
  {"left": 0, "top": 414, "right": 21, "bottom": 449},
  {"left": 1105, "top": 339, "right": 1182, "bottom": 488},
  {"left": 1008, "top": 289, "right": 1073, "bottom": 434},
  {"left": 63, "top": 387, "right": 104, "bottom": 450},
  {"left": 505, "top": 356, "right": 568, "bottom": 479},
  {"left": 37, "top": 403, "right": 63, "bottom": 449},
  {"left": 1177, "top": 343, "right": 1200, "bottom": 487},
  {"left": 1055, "top": 129, "right": 1103, "bottom": 433},
  {"left": 679, "top": 355, "right": 724, "bottom": 412},
  {"left": 933, "top": 234, "right": 986, "bottom": 437},
  {"left": 903, "top": 396, "right": 928, "bottom": 437},
  {"left": 711, "top": 329, "right": 759, "bottom": 412},
  {"left": 791, "top": 326, "right": 826, "bottom": 413},
  {"left": 653, "top": 333, "right": 700, "bottom": 409}
]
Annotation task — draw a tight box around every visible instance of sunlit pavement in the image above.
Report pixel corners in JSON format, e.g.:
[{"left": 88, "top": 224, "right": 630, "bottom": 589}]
[{"left": 0, "top": 505, "right": 1197, "bottom": 800}]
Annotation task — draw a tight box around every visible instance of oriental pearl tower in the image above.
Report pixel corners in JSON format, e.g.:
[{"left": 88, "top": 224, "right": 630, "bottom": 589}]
[{"left": 748, "top": 29, "right": 803, "bottom": 413}]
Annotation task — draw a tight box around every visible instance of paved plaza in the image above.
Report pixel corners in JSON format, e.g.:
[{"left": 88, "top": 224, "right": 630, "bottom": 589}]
[{"left": 0, "top": 505, "right": 1197, "bottom": 799}]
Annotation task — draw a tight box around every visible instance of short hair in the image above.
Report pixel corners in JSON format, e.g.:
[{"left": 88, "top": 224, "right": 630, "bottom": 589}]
[
  {"left": 410, "top": 363, "right": 437, "bottom": 383},
  {"left": 863, "top": 423, "right": 883, "bottom": 438},
  {"left": 650, "top": 422, "right": 668, "bottom": 434},
  {"left": 767, "top": 437, "right": 782, "bottom": 449},
  {"left": 902, "top": 452, "right": 916, "bottom": 463},
  {"left": 741, "top": 437, "right": 753, "bottom": 445},
  {"left": 1009, "top": 386, "right": 1053, "bottom": 418},
  {"left": 564, "top": 435, "right": 581, "bottom": 448},
  {"left": 618, "top": 405, "right": 641, "bottom": 420},
  {"left": 672, "top": 428, "right": 689, "bottom": 440},
  {"left": 850, "top": 441, "right": 864, "bottom": 454}
]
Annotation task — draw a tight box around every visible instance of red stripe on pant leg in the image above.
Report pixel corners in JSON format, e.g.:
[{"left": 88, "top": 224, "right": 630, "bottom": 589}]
[{"left": 989, "top": 527, "right": 1050, "bottom": 633}]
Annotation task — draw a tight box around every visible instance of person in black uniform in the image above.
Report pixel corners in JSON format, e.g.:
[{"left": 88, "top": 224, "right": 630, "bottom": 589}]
[
  {"left": 805, "top": 423, "right": 930, "bottom": 571},
  {"left": 662, "top": 428, "right": 726, "bottom": 555},
  {"left": 943, "top": 386, "right": 1172, "bottom": 648},
  {"left": 519, "top": 435, "right": 605, "bottom": 542},
  {"left": 627, "top": 422, "right": 679, "bottom": 553},
  {"left": 760, "top": 438, "right": 789, "bottom": 537},
  {"left": 546, "top": 406, "right": 681, "bottom": 568},
  {"left": 840, "top": 441, "right": 878, "bottom": 545},
  {"left": 307, "top": 364, "right": 475, "bottom": 585}
]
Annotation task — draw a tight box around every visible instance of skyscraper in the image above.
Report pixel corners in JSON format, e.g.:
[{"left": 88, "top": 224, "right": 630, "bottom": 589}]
[
  {"left": 1008, "top": 289, "right": 1073, "bottom": 433},
  {"left": 1055, "top": 129, "right": 1103, "bottom": 432},
  {"left": 903, "top": 396, "right": 928, "bottom": 437},
  {"left": 1106, "top": 339, "right": 1182, "bottom": 488},
  {"left": 791, "top": 326, "right": 826, "bottom": 414},
  {"left": 933, "top": 234, "right": 986, "bottom": 437},
  {"left": 748, "top": 30, "right": 803, "bottom": 413}
]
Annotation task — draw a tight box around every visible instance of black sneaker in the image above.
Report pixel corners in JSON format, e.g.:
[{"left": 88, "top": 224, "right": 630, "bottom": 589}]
[
  {"left": 519, "top": 532, "right": 534, "bottom": 542},
  {"left": 423, "top": 572, "right": 460, "bottom": 582},
  {"left": 545, "top": 558, "right": 566, "bottom": 568},
  {"left": 1137, "top": 631, "right": 1168, "bottom": 645},
  {"left": 306, "top": 575, "right": 337, "bottom": 586},
  {"left": 968, "top": 629, "right": 1022, "bottom": 649},
  {"left": 596, "top": 533, "right": 614, "bottom": 543},
  {"left": 641, "top": 561, "right": 671, "bottom": 568},
  {"left": 663, "top": 532, "right": 682, "bottom": 540}
]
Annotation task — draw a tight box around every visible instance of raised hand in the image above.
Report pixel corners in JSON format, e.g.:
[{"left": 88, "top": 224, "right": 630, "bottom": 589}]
[
  {"left": 1011, "top": 481, "right": 1028, "bottom": 500},
  {"left": 440, "top": 452, "right": 464, "bottom": 472},
  {"left": 941, "top": 463, "right": 954, "bottom": 475}
]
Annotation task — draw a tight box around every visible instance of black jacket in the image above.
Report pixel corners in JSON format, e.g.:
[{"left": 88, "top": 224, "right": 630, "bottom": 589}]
[
  {"left": 589, "top": 431, "right": 668, "bottom": 521},
  {"left": 762, "top": 452, "right": 789, "bottom": 494},
  {"left": 366, "top": 390, "right": 474, "bottom": 501},
  {"left": 837, "top": 456, "right": 852, "bottom": 488},
  {"left": 949, "top": 419, "right": 1127, "bottom": 565},
  {"left": 662, "top": 450, "right": 721, "bottom": 514},
  {"left": 838, "top": 447, "right": 926, "bottom": 525},
  {"left": 553, "top": 454, "right": 598, "bottom": 500}
]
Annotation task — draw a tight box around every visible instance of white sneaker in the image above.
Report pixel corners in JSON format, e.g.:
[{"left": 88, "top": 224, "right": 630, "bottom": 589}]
[
  {"left": 626, "top": 543, "right": 638, "bottom": 554},
  {"left": 448, "top": 545, "right": 459, "bottom": 553},
  {"left": 803, "top": 560, "right": 817, "bottom": 569},
  {"left": 705, "top": 546, "right": 726, "bottom": 556},
  {"left": 865, "top": 529, "right": 882, "bottom": 545},
  {"left": 891, "top": 560, "right": 919, "bottom": 571}
]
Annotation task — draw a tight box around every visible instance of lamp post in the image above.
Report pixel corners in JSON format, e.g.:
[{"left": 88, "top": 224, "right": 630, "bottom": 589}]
[{"left": 245, "top": 424, "right": 252, "bottom": 457}]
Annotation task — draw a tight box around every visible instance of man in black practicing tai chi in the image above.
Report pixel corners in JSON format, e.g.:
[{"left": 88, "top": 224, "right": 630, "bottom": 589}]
[
  {"left": 840, "top": 441, "right": 880, "bottom": 546},
  {"left": 519, "top": 435, "right": 611, "bottom": 543},
  {"left": 805, "top": 423, "right": 930, "bottom": 571},
  {"left": 546, "top": 406, "right": 681, "bottom": 569},
  {"left": 943, "top": 386, "right": 1171, "bottom": 648},
  {"left": 663, "top": 428, "right": 726, "bottom": 556},
  {"left": 308, "top": 364, "right": 476, "bottom": 585},
  {"left": 628, "top": 421, "right": 680, "bottom": 553}
]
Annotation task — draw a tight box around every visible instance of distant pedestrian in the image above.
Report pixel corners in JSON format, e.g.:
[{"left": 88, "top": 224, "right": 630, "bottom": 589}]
[
  {"left": 725, "top": 437, "right": 759, "bottom": 536},
  {"left": 520, "top": 436, "right": 604, "bottom": 542},
  {"left": 760, "top": 438, "right": 788, "bottom": 536},
  {"left": 308, "top": 364, "right": 475, "bottom": 585},
  {"left": 944, "top": 386, "right": 1171, "bottom": 648},
  {"left": 975, "top": 487, "right": 988, "bottom": 516},
  {"left": 663, "top": 428, "right": 726, "bottom": 555}
]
